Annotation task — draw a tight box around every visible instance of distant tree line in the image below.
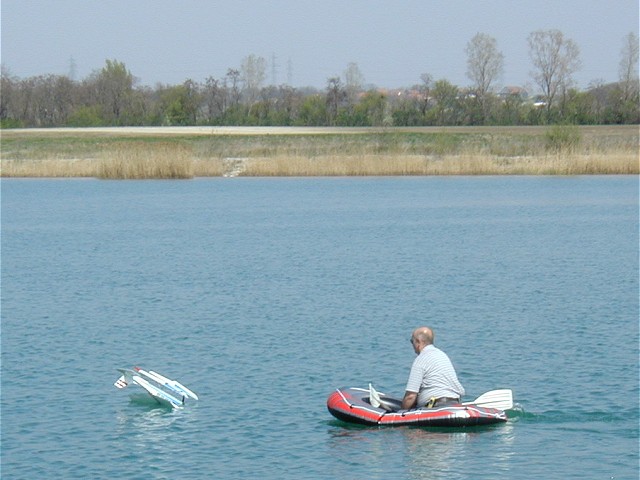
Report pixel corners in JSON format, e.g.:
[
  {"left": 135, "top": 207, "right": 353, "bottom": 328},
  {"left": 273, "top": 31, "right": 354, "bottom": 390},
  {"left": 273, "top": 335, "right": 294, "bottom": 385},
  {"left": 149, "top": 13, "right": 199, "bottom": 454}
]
[{"left": 1, "top": 30, "right": 637, "bottom": 128}]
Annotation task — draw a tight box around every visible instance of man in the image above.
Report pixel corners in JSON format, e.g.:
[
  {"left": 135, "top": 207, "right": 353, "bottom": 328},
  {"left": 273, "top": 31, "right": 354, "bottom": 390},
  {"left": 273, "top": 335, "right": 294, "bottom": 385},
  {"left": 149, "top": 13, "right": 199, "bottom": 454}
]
[{"left": 401, "top": 326, "right": 465, "bottom": 410}]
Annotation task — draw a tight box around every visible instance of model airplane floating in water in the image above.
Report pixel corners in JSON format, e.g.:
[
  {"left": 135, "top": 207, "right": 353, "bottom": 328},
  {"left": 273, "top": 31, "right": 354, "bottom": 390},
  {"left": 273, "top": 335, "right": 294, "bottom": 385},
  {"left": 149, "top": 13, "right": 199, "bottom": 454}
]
[{"left": 114, "top": 366, "right": 198, "bottom": 409}]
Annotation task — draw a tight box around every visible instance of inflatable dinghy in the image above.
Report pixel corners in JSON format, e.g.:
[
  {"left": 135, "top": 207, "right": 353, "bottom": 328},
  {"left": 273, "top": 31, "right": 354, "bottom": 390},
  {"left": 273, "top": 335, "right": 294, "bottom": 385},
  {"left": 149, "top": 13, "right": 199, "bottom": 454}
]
[{"left": 327, "top": 385, "right": 511, "bottom": 427}]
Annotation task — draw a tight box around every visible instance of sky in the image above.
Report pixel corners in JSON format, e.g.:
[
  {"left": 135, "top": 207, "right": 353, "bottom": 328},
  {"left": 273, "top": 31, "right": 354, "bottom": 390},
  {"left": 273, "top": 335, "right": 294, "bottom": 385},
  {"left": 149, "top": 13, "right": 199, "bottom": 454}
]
[{"left": 1, "top": 0, "right": 638, "bottom": 91}]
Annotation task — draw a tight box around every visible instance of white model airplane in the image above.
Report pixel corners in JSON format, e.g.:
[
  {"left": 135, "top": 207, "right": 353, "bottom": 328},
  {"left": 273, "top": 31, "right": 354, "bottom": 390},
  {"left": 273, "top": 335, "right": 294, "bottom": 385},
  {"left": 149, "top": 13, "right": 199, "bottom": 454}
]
[{"left": 114, "top": 366, "right": 198, "bottom": 409}]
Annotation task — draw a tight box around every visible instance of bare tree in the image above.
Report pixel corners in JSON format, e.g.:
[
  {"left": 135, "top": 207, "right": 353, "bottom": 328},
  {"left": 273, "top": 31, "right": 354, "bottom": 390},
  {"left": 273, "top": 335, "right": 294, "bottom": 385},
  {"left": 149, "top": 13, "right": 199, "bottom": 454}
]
[
  {"left": 527, "top": 29, "right": 581, "bottom": 120},
  {"left": 0, "top": 65, "right": 16, "bottom": 123},
  {"left": 619, "top": 32, "right": 639, "bottom": 103},
  {"left": 418, "top": 73, "right": 433, "bottom": 116},
  {"left": 240, "top": 54, "right": 266, "bottom": 104},
  {"left": 4, "top": 74, "right": 75, "bottom": 126},
  {"left": 47, "top": 74, "right": 75, "bottom": 126},
  {"left": 465, "top": 33, "right": 504, "bottom": 122},
  {"left": 326, "top": 77, "right": 346, "bottom": 125},
  {"left": 344, "top": 62, "right": 364, "bottom": 103},
  {"left": 226, "top": 69, "right": 241, "bottom": 107},
  {"left": 203, "top": 76, "right": 227, "bottom": 121}
]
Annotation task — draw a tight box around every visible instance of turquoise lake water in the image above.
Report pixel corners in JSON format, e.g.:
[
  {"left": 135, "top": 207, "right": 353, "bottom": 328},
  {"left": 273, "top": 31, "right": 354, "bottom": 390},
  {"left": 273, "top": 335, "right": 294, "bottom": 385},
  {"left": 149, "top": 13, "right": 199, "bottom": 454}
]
[{"left": 1, "top": 176, "right": 638, "bottom": 479}]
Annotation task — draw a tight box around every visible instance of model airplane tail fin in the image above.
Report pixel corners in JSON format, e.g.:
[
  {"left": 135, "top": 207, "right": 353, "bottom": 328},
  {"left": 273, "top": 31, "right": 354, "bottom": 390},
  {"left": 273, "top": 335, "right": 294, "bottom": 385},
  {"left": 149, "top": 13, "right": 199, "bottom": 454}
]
[{"left": 114, "top": 375, "right": 128, "bottom": 389}]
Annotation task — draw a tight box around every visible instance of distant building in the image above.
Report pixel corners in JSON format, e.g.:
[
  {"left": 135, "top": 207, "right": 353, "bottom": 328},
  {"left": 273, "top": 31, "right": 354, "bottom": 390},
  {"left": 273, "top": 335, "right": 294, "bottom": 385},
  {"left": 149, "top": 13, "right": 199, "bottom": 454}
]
[{"left": 499, "top": 86, "right": 529, "bottom": 100}]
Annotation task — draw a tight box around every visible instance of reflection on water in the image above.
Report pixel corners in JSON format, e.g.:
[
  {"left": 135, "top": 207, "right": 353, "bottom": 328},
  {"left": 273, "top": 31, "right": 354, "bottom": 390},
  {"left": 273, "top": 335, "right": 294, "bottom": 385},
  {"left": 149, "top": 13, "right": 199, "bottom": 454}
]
[
  {"left": 406, "top": 423, "right": 516, "bottom": 479},
  {"left": 327, "top": 422, "right": 517, "bottom": 479},
  {"left": 116, "top": 395, "right": 182, "bottom": 454},
  {"left": 327, "top": 425, "right": 406, "bottom": 475},
  {"left": 404, "top": 428, "right": 473, "bottom": 478}
]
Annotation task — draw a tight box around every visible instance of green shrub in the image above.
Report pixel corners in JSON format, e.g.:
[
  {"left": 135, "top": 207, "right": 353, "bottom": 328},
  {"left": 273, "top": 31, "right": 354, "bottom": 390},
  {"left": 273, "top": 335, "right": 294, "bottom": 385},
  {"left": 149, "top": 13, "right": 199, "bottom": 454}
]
[
  {"left": 0, "top": 118, "right": 23, "bottom": 128},
  {"left": 545, "top": 124, "right": 582, "bottom": 152},
  {"left": 66, "top": 106, "right": 105, "bottom": 127}
]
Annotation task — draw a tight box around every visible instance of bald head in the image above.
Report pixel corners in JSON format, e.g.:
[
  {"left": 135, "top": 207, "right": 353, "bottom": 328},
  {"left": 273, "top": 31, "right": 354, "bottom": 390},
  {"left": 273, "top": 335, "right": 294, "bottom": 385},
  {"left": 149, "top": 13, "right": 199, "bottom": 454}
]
[{"left": 413, "top": 327, "right": 434, "bottom": 345}]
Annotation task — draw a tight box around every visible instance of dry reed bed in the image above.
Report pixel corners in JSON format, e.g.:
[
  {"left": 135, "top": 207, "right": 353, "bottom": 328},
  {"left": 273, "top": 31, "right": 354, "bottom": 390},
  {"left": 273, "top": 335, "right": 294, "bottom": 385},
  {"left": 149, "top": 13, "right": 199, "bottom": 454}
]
[
  {"left": 245, "top": 152, "right": 638, "bottom": 176},
  {"left": 1, "top": 126, "right": 638, "bottom": 178}
]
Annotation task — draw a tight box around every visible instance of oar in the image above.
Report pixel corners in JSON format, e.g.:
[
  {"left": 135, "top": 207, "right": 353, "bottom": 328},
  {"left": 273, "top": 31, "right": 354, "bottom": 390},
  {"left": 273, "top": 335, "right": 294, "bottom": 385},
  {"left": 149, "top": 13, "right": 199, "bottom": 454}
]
[{"left": 462, "top": 389, "right": 513, "bottom": 410}]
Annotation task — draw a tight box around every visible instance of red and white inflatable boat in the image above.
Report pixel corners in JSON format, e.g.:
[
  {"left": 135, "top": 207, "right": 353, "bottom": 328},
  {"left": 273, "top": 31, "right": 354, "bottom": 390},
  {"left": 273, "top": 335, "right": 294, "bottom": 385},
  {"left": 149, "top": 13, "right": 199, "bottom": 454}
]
[{"left": 327, "top": 386, "right": 511, "bottom": 427}]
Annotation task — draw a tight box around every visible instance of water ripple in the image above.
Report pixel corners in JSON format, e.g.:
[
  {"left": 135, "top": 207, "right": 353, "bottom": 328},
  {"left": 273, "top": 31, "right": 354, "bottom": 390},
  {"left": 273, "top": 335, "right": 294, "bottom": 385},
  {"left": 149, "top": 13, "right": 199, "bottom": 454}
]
[{"left": 2, "top": 177, "right": 637, "bottom": 479}]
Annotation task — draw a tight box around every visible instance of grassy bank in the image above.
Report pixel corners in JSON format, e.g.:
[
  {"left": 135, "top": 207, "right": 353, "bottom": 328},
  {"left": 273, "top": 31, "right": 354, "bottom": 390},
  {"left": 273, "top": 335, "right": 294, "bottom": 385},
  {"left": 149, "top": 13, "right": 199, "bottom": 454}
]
[{"left": 1, "top": 125, "right": 638, "bottom": 177}]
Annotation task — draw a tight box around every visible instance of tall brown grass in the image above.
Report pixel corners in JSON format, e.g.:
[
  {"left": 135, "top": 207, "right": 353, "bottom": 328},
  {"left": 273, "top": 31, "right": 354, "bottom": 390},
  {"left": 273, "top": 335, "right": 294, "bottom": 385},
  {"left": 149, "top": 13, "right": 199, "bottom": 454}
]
[
  {"left": 97, "top": 142, "right": 194, "bottom": 179},
  {"left": 244, "top": 151, "right": 638, "bottom": 176},
  {"left": 1, "top": 158, "right": 97, "bottom": 177}
]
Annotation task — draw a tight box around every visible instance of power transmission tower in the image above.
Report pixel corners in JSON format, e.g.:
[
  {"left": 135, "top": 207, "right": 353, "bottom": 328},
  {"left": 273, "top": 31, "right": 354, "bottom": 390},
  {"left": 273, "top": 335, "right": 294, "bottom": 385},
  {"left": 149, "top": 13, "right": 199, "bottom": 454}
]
[{"left": 68, "top": 56, "right": 77, "bottom": 80}]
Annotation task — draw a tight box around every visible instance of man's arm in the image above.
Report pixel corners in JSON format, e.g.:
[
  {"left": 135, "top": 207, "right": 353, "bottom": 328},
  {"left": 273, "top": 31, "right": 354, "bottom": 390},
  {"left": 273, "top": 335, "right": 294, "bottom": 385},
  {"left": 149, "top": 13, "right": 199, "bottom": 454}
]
[{"left": 401, "top": 391, "right": 418, "bottom": 410}]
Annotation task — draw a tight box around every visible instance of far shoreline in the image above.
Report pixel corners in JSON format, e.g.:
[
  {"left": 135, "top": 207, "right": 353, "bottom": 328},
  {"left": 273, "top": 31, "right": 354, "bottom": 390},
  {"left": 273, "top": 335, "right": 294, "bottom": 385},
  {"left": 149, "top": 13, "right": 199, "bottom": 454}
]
[
  {"left": 1, "top": 125, "right": 638, "bottom": 178},
  {"left": 4, "top": 124, "right": 639, "bottom": 136}
]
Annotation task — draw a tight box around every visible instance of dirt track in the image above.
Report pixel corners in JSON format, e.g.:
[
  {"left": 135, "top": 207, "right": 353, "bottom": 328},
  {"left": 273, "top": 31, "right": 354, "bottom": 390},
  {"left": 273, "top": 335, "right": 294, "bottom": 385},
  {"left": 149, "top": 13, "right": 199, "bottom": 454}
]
[
  {"left": 5, "top": 125, "right": 637, "bottom": 137},
  {"left": 4, "top": 126, "right": 377, "bottom": 136}
]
